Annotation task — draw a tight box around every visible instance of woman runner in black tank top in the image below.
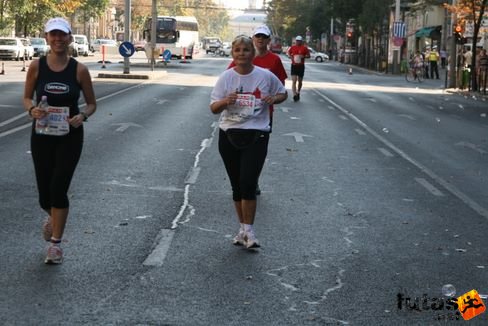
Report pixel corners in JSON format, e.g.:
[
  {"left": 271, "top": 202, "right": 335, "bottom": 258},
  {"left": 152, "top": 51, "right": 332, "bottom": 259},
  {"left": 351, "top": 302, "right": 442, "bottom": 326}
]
[{"left": 23, "top": 17, "right": 96, "bottom": 264}]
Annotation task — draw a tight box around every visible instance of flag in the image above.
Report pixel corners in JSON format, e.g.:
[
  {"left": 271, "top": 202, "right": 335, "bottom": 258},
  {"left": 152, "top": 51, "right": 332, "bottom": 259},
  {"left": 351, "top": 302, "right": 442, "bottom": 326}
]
[{"left": 393, "top": 21, "right": 406, "bottom": 38}]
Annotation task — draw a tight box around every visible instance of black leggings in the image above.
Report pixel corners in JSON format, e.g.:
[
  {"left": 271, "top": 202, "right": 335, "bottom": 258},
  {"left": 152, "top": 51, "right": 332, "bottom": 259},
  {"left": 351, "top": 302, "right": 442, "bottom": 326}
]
[
  {"left": 219, "top": 129, "right": 269, "bottom": 201},
  {"left": 31, "top": 128, "right": 83, "bottom": 210}
]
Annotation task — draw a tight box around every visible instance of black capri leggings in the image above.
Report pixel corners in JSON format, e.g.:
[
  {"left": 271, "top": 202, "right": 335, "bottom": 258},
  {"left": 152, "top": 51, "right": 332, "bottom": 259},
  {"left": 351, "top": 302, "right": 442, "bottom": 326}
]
[
  {"left": 31, "top": 128, "right": 83, "bottom": 210},
  {"left": 218, "top": 129, "right": 269, "bottom": 201}
]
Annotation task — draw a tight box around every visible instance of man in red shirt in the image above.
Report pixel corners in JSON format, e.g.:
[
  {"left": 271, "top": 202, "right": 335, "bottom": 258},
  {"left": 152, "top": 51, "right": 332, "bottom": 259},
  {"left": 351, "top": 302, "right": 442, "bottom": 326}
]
[{"left": 287, "top": 35, "right": 310, "bottom": 102}]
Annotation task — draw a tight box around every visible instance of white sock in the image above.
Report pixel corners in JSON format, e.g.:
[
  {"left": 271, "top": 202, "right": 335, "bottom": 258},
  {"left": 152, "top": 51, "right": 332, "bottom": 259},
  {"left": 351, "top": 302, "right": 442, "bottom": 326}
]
[
  {"left": 239, "top": 223, "right": 245, "bottom": 232},
  {"left": 243, "top": 224, "right": 253, "bottom": 233}
]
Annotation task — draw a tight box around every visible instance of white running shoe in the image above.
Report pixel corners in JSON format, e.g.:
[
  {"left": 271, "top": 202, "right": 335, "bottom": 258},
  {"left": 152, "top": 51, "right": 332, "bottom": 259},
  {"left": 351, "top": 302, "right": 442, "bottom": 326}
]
[
  {"left": 244, "top": 230, "right": 260, "bottom": 249},
  {"left": 44, "top": 245, "right": 63, "bottom": 264},
  {"left": 233, "top": 230, "right": 245, "bottom": 246},
  {"left": 42, "top": 217, "right": 52, "bottom": 242}
]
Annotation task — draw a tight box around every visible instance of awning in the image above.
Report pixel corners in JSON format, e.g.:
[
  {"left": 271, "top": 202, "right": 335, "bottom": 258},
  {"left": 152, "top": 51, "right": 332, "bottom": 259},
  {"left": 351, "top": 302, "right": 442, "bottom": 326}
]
[{"left": 415, "top": 25, "right": 442, "bottom": 38}]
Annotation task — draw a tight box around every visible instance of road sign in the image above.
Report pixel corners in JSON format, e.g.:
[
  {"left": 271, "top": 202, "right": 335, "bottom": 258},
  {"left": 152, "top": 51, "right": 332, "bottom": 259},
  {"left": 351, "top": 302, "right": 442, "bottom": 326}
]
[
  {"left": 162, "top": 49, "right": 172, "bottom": 61},
  {"left": 119, "top": 42, "right": 135, "bottom": 57}
]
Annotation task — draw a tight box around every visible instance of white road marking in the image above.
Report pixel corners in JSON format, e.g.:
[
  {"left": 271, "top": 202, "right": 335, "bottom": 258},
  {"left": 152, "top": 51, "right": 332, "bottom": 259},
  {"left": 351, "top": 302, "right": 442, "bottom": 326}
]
[
  {"left": 378, "top": 147, "right": 394, "bottom": 157},
  {"left": 354, "top": 128, "right": 366, "bottom": 136},
  {"left": 397, "top": 114, "right": 416, "bottom": 120},
  {"left": 283, "top": 132, "right": 313, "bottom": 143},
  {"left": 312, "top": 88, "right": 488, "bottom": 220},
  {"left": 142, "top": 229, "right": 175, "bottom": 266},
  {"left": 455, "top": 141, "right": 487, "bottom": 154},
  {"left": 415, "top": 178, "right": 444, "bottom": 196},
  {"left": 0, "top": 82, "right": 146, "bottom": 138},
  {"left": 0, "top": 112, "right": 28, "bottom": 127},
  {"left": 112, "top": 122, "right": 142, "bottom": 132}
]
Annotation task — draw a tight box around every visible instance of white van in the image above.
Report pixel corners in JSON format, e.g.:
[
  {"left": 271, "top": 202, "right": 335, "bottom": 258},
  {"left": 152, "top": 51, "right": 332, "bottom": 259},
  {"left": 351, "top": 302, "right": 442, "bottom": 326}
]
[{"left": 72, "top": 34, "right": 90, "bottom": 56}]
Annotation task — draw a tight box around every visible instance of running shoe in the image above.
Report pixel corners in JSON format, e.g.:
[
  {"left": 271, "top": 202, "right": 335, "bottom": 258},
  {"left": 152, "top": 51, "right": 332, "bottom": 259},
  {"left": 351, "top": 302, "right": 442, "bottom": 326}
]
[
  {"left": 42, "top": 217, "right": 52, "bottom": 242},
  {"left": 233, "top": 230, "right": 245, "bottom": 246},
  {"left": 44, "top": 245, "right": 63, "bottom": 264},
  {"left": 293, "top": 94, "right": 299, "bottom": 102},
  {"left": 244, "top": 230, "right": 260, "bottom": 249}
]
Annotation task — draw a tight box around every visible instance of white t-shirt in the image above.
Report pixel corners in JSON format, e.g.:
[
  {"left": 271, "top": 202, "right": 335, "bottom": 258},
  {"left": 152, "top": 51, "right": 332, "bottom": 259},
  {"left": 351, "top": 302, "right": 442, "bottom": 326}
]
[{"left": 211, "top": 66, "right": 286, "bottom": 132}]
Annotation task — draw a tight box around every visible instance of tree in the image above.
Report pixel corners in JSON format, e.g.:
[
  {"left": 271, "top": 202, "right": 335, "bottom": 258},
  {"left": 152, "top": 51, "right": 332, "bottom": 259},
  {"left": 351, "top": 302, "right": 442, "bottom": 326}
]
[{"left": 445, "top": 0, "right": 488, "bottom": 90}]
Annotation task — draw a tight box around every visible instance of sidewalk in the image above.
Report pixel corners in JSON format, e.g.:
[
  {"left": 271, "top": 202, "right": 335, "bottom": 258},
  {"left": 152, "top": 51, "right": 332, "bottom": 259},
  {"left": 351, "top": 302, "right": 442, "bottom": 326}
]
[{"left": 343, "top": 61, "right": 488, "bottom": 102}]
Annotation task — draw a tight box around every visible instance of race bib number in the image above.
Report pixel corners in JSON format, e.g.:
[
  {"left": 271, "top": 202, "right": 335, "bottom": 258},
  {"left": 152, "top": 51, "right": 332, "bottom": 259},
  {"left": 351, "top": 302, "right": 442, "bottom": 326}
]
[
  {"left": 44, "top": 106, "right": 70, "bottom": 136},
  {"left": 226, "top": 94, "right": 256, "bottom": 122},
  {"left": 293, "top": 54, "right": 304, "bottom": 63}
]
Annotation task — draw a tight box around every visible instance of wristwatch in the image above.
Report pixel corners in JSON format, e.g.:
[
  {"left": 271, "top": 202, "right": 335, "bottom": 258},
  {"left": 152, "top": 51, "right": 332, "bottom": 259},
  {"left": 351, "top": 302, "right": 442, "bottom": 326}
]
[{"left": 80, "top": 112, "right": 88, "bottom": 121}]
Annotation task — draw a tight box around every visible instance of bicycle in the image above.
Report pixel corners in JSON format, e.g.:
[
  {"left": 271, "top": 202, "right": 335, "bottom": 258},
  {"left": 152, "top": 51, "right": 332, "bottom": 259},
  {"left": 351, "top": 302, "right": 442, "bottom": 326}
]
[{"left": 405, "top": 64, "right": 424, "bottom": 83}]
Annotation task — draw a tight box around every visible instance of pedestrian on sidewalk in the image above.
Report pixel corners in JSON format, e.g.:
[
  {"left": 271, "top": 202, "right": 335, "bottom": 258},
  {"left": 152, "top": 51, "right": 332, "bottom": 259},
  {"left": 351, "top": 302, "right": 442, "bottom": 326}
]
[
  {"left": 478, "top": 49, "right": 488, "bottom": 93},
  {"left": 23, "top": 17, "right": 96, "bottom": 264},
  {"left": 429, "top": 46, "right": 440, "bottom": 79},
  {"left": 287, "top": 35, "right": 310, "bottom": 102},
  {"left": 210, "top": 35, "right": 287, "bottom": 249},
  {"left": 456, "top": 48, "right": 465, "bottom": 88},
  {"left": 422, "top": 47, "right": 430, "bottom": 79},
  {"left": 440, "top": 48, "right": 447, "bottom": 69}
]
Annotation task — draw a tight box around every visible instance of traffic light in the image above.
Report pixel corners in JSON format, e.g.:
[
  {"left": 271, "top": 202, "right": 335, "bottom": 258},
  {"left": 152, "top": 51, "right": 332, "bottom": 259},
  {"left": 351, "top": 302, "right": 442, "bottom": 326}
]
[{"left": 453, "top": 24, "right": 466, "bottom": 44}]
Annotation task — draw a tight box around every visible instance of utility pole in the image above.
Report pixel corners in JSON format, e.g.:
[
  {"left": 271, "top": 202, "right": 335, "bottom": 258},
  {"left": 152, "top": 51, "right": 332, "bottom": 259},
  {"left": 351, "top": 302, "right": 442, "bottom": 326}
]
[
  {"left": 392, "top": 0, "right": 401, "bottom": 74},
  {"left": 151, "top": 0, "right": 157, "bottom": 71},
  {"left": 448, "top": 0, "right": 457, "bottom": 88},
  {"left": 123, "top": 0, "right": 131, "bottom": 74}
]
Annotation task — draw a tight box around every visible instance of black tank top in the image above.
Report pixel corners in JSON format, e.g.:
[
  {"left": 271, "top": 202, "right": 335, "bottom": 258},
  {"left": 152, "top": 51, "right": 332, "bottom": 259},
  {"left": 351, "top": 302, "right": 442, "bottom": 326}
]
[{"left": 36, "top": 56, "right": 81, "bottom": 118}]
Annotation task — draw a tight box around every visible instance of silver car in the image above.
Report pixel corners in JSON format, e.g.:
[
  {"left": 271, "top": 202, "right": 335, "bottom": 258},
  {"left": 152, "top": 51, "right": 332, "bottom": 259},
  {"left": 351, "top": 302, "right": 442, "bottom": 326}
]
[
  {"left": 308, "top": 47, "right": 329, "bottom": 62},
  {"left": 20, "top": 38, "right": 34, "bottom": 60},
  {"left": 0, "top": 37, "right": 23, "bottom": 60},
  {"left": 30, "top": 37, "right": 50, "bottom": 57}
]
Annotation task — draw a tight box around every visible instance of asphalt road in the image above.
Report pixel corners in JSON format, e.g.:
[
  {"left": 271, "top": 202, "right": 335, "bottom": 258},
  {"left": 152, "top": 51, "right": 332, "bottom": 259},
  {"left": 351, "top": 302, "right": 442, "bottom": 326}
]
[{"left": 1, "top": 51, "right": 487, "bottom": 325}]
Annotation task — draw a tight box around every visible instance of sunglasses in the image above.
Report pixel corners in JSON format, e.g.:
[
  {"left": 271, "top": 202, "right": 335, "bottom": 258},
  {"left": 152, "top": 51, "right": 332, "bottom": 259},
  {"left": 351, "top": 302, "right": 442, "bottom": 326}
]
[{"left": 254, "top": 34, "right": 270, "bottom": 39}]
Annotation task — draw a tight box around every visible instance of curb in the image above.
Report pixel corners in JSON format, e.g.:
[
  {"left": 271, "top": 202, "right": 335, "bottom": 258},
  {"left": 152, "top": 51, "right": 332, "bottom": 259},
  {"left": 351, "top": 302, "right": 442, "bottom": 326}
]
[{"left": 97, "top": 73, "right": 151, "bottom": 79}]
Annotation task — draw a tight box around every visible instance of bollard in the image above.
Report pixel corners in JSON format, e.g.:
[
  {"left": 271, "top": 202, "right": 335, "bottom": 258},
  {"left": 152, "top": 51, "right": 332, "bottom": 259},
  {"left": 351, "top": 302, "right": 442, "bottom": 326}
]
[
  {"left": 348, "top": 67, "right": 352, "bottom": 75},
  {"left": 101, "top": 45, "right": 106, "bottom": 68},
  {"left": 180, "top": 47, "right": 189, "bottom": 64},
  {"left": 0, "top": 62, "right": 4, "bottom": 75},
  {"left": 21, "top": 57, "right": 26, "bottom": 72}
]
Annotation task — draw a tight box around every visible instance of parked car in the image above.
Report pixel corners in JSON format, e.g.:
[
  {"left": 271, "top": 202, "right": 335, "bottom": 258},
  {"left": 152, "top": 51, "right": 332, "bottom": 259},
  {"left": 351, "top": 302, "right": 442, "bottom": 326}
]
[
  {"left": 308, "top": 47, "right": 329, "bottom": 62},
  {"left": 20, "top": 38, "right": 34, "bottom": 60},
  {"left": 202, "top": 37, "right": 222, "bottom": 54},
  {"left": 68, "top": 41, "right": 78, "bottom": 57},
  {"left": 217, "top": 42, "right": 231, "bottom": 57},
  {"left": 0, "top": 37, "right": 24, "bottom": 60},
  {"left": 30, "top": 37, "right": 49, "bottom": 57},
  {"left": 270, "top": 35, "right": 283, "bottom": 54},
  {"left": 90, "top": 38, "right": 117, "bottom": 52},
  {"left": 72, "top": 34, "right": 90, "bottom": 56},
  {"left": 134, "top": 40, "right": 146, "bottom": 52}
]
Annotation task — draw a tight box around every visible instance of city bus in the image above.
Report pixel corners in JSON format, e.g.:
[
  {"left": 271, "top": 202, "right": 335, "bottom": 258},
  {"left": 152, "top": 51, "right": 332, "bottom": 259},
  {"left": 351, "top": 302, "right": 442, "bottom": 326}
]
[{"left": 143, "top": 16, "right": 199, "bottom": 59}]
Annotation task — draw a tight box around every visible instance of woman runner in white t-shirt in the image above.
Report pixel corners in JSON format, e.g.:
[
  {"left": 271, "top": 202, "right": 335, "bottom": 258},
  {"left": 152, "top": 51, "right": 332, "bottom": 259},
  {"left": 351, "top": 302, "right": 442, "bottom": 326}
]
[{"left": 210, "top": 35, "right": 287, "bottom": 249}]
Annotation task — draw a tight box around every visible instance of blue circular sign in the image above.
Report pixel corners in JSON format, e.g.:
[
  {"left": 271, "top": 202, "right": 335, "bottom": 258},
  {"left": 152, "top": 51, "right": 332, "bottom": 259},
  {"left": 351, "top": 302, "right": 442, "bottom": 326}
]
[
  {"left": 162, "top": 49, "right": 172, "bottom": 61},
  {"left": 119, "top": 42, "right": 135, "bottom": 57}
]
